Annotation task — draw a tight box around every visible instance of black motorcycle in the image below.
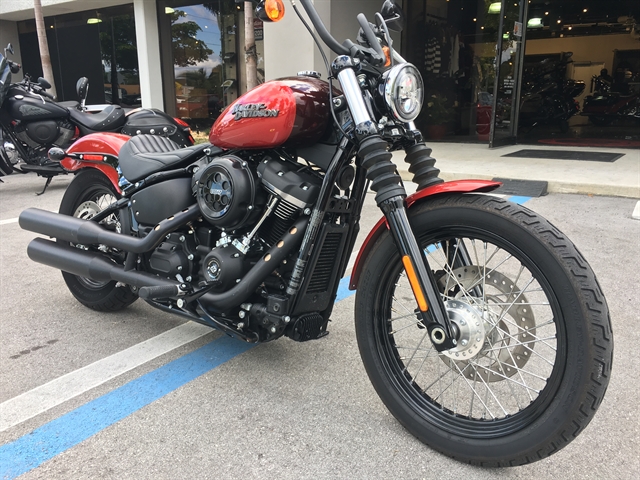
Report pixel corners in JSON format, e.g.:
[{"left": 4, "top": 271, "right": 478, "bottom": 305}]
[
  {"left": 519, "top": 52, "right": 585, "bottom": 132},
  {"left": 0, "top": 43, "right": 194, "bottom": 192}
]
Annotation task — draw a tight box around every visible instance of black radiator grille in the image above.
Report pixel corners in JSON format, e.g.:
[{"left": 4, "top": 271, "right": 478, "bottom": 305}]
[{"left": 307, "top": 232, "right": 342, "bottom": 293}]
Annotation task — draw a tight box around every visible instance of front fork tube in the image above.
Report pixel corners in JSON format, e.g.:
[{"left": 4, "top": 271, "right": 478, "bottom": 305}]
[{"left": 381, "top": 197, "right": 458, "bottom": 351}]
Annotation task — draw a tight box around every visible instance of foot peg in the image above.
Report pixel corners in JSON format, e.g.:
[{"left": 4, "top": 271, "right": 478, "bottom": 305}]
[{"left": 138, "top": 284, "right": 185, "bottom": 300}]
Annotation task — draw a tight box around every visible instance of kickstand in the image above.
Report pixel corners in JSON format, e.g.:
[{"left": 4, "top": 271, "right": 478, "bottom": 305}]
[{"left": 36, "top": 176, "right": 53, "bottom": 195}]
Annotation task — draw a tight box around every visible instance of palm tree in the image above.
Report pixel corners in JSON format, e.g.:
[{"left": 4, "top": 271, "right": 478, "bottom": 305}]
[
  {"left": 33, "top": 0, "right": 57, "bottom": 97},
  {"left": 244, "top": 1, "right": 257, "bottom": 91}
]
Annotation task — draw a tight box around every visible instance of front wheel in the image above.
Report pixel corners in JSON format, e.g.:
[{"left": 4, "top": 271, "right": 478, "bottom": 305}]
[
  {"left": 0, "top": 128, "right": 17, "bottom": 175},
  {"left": 58, "top": 169, "right": 138, "bottom": 311},
  {"left": 355, "top": 194, "right": 612, "bottom": 466}
]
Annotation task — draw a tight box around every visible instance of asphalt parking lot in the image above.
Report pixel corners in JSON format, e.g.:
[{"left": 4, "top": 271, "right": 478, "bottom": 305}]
[{"left": 1, "top": 172, "right": 639, "bottom": 479}]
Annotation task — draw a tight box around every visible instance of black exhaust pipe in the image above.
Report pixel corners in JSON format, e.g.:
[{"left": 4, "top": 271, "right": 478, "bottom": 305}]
[
  {"left": 26, "top": 216, "right": 308, "bottom": 312},
  {"left": 27, "top": 238, "right": 179, "bottom": 289},
  {"left": 199, "top": 217, "right": 307, "bottom": 312},
  {"left": 19, "top": 204, "right": 201, "bottom": 254}
]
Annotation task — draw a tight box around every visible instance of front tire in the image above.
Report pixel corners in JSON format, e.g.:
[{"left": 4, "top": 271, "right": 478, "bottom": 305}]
[
  {"left": 0, "top": 129, "right": 15, "bottom": 175},
  {"left": 355, "top": 194, "right": 612, "bottom": 466},
  {"left": 58, "top": 169, "right": 138, "bottom": 311}
]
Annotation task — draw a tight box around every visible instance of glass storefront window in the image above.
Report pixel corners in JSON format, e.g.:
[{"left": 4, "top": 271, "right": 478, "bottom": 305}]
[
  {"left": 403, "top": 0, "right": 640, "bottom": 146},
  {"left": 17, "top": 5, "right": 141, "bottom": 107},
  {"left": 402, "top": 0, "right": 503, "bottom": 143},
  {"left": 158, "top": 0, "right": 265, "bottom": 132}
]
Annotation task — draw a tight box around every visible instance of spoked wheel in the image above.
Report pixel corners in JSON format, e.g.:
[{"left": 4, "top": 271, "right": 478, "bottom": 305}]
[
  {"left": 355, "top": 194, "right": 612, "bottom": 466},
  {"left": 58, "top": 169, "right": 137, "bottom": 311}
]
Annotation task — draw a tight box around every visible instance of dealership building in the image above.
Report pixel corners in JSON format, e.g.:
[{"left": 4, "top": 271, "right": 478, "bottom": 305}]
[{"left": 1, "top": 0, "right": 639, "bottom": 147}]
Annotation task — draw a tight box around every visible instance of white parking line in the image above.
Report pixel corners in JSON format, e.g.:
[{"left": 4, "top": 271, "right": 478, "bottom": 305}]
[
  {"left": 0, "top": 218, "right": 18, "bottom": 225},
  {"left": 1, "top": 248, "right": 362, "bottom": 433},
  {"left": 633, "top": 200, "right": 640, "bottom": 220},
  {"left": 0, "top": 322, "right": 212, "bottom": 432}
]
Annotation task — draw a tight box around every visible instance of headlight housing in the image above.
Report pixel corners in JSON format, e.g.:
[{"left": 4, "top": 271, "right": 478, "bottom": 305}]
[{"left": 381, "top": 63, "right": 424, "bottom": 122}]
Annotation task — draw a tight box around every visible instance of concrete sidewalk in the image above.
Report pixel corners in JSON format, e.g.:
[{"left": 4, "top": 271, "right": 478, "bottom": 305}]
[{"left": 392, "top": 143, "right": 640, "bottom": 198}]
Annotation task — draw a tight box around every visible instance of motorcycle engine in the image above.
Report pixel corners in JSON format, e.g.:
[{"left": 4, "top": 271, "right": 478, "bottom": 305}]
[
  {"left": 189, "top": 153, "right": 322, "bottom": 289},
  {"left": 14, "top": 119, "right": 75, "bottom": 149}
]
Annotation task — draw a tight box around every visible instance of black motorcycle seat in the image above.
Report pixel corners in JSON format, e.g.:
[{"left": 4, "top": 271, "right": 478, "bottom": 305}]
[
  {"left": 68, "top": 104, "right": 126, "bottom": 132},
  {"left": 118, "top": 134, "right": 214, "bottom": 183}
]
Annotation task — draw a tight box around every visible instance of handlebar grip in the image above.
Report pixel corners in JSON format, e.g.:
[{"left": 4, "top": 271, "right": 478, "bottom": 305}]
[
  {"left": 357, "top": 14, "right": 385, "bottom": 63},
  {"left": 299, "top": 0, "right": 349, "bottom": 56},
  {"left": 40, "top": 90, "right": 55, "bottom": 100}
]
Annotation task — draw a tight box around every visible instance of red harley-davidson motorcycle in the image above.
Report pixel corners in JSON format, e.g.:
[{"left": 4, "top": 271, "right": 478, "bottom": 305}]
[{"left": 19, "top": 0, "right": 612, "bottom": 467}]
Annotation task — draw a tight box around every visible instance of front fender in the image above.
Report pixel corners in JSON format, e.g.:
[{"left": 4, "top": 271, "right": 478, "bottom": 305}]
[
  {"left": 348, "top": 180, "right": 501, "bottom": 290},
  {"left": 61, "top": 132, "right": 129, "bottom": 193}
]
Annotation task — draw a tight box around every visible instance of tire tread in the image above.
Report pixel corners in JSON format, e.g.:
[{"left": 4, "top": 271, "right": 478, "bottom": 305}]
[{"left": 355, "top": 193, "right": 613, "bottom": 466}]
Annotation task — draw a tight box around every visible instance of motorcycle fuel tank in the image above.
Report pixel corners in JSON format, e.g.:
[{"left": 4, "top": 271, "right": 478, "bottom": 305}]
[
  {"left": 209, "top": 77, "right": 332, "bottom": 149},
  {"left": 6, "top": 92, "right": 68, "bottom": 121}
]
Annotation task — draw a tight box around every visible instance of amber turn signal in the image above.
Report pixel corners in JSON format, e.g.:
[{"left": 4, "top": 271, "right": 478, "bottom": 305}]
[
  {"left": 256, "top": 0, "right": 285, "bottom": 23},
  {"left": 382, "top": 46, "right": 391, "bottom": 67},
  {"left": 402, "top": 255, "right": 428, "bottom": 312}
]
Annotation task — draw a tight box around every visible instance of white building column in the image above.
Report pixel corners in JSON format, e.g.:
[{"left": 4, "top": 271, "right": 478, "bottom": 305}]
[
  {"left": 133, "top": 0, "right": 164, "bottom": 109},
  {"left": 263, "top": 0, "right": 331, "bottom": 80},
  {"left": 0, "top": 20, "right": 23, "bottom": 82}
]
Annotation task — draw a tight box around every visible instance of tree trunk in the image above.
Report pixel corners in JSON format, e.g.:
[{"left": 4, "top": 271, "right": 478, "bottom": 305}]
[
  {"left": 244, "top": 1, "right": 257, "bottom": 91},
  {"left": 110, "top": 18, "right": 120, "bottom": 105},
  {"left": 33, "top": 0, "right": 57, "bottom": 98}
]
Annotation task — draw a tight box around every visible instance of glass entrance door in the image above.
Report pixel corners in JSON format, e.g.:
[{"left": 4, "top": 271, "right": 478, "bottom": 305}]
[{"left": 489, "top": 0, "right": 528, "bottom": 147}]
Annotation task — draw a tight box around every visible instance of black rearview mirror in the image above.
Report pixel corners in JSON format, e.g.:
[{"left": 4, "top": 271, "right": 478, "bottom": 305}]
[{"left": 381, "top": 0, "right": 404, "bottom": 32}]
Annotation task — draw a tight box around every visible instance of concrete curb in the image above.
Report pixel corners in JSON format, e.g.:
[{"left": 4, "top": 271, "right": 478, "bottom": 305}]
[{"left": 391, "top": 146, "right": 640, "bottom": 199}]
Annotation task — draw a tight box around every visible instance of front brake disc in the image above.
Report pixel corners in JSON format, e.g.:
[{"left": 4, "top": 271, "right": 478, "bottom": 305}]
[{"left": 438, "top": 267, "right": 536, "bottom": 383}]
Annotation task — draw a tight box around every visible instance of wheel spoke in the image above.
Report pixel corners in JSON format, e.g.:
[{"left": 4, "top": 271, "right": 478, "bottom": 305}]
[{"left": 384, "top": 230, "right": 559, "bottom": 422}]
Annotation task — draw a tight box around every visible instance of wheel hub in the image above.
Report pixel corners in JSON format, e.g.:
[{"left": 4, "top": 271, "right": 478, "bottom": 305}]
[
  {"left": 441, "top": 300, "right": 485, "bottom": 360},
  {"left": 439, "top": 267, "right": 537, "bottom": 382},
  {"left": 74, "top": 201, "right": 101, "bottom": 220}
]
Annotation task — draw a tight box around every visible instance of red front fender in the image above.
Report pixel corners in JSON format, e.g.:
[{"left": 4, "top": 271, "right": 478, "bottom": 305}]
[
  {"left": 348, "top": 180, "right": 501, "bottom": 290},
  {"left": 60, "top": 133, "right": 130, "bottom": 193}
]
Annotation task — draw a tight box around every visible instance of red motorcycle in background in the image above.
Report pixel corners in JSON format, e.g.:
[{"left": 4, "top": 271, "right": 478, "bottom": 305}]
[{"left": 19, "top": 0, "right": 612, "bottom": 467}]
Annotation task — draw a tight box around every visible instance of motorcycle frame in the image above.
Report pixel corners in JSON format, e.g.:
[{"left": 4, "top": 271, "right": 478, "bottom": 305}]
[
  {"left": 37, "top": 2, "right": 504, "bottom": 350},
  {"left": 48, "top": 128, "right": 500, "bottom": 342}
]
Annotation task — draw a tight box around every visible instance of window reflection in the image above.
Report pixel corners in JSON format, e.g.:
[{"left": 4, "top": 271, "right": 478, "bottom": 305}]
[{"left": 160, "top": 1, "right": 266, "bottom": 133}]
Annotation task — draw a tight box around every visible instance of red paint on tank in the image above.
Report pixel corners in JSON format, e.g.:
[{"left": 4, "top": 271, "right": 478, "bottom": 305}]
[{"left": 210, "top": 77, "right": 333, "bottom": 149}]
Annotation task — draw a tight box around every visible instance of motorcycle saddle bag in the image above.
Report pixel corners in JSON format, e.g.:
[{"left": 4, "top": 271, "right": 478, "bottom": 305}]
[
  {"left": 121, "top": 109, "right": 190, "bottom": 147},
  {"left": 118, "top": 134, "right": 217, "bottom": 183}
]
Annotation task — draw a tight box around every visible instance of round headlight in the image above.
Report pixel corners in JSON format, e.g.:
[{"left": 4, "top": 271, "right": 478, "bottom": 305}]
[{"left": 383, "top": 63, "right": 424, "bottom": 122}]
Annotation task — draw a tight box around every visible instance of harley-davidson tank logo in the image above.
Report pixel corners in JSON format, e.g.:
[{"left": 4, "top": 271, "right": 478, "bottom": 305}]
[{"left": 231, "top": 103, "right": 279, "bottom": 121}]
